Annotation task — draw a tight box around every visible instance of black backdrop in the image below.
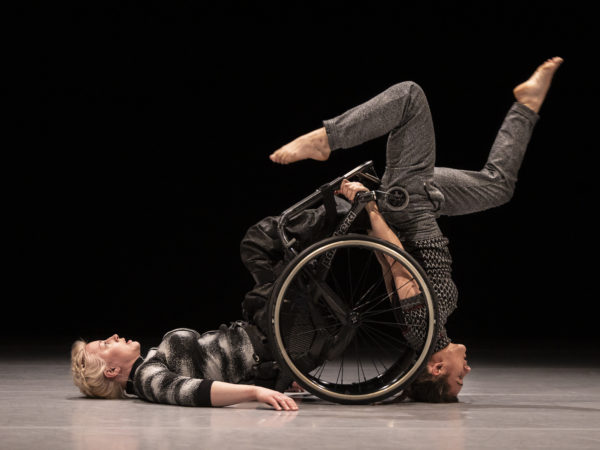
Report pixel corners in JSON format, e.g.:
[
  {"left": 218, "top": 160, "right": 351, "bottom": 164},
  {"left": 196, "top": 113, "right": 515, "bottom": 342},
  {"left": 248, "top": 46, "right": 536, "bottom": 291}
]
[{"left": 9, "top": 3, "right": 596, "bottom": 348}]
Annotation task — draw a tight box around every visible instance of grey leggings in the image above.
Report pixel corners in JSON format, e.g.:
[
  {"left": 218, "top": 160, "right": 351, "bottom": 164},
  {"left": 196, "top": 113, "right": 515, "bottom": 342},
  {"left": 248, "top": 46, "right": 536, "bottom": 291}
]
[{"left": 323, "top": 82, "right": 539, "bottom": 241}]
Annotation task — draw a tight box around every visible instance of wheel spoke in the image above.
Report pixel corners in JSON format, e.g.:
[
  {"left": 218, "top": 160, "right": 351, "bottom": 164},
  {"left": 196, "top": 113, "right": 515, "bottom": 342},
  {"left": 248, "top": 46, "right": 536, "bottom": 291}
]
[
  {"left": 358, "top": 326, "right": 390, "bottom": 371},
  {"left": 328, "top": 266, "right": 346, "bottom": 307},
  {"left": 353, "top": 278, "right": 418, "bottom": 320},
  {"left": 353, "top": 291, "right": 392, "bottom": 318},
  {"left": 349, "top": 250, "right": 374, "bottom": 307},
  {"left": 362, "top": 319, "right": 415, "bottom": 328},
  {"left": 360, "top": 304, "right": 407, "bottom": 319},
  {"left": 359, "top": 328, "right": 384, "bottom": 376},
  {"left": 362, "top": 322, "right": 410, "bottom": 349},
  {"left": 311, "top": 358, "right": 328, "bottom": 380},
  {"left": 352, "top": 259, "right": 399, "bottom": 311},
  {"left": 353, "top": 266, "right": 391, "bottom": 310},
  {"left": 335, "top": 351, "right": 345, "bottom": 385},
  {"left": 354, "top": 333, "right": 368, "bottom": 385},
  {"left": 286, "top": 323, "right": 341, "bottom": 337}
]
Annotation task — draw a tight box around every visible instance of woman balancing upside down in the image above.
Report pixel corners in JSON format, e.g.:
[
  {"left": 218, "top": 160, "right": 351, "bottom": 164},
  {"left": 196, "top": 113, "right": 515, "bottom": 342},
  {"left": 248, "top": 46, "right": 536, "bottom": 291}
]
[
  {"left": 267, "top": 56, "right": 564, "bottom": 401},
  {"left": 71, "top": 57, "right": 562, "bottom": 408}
]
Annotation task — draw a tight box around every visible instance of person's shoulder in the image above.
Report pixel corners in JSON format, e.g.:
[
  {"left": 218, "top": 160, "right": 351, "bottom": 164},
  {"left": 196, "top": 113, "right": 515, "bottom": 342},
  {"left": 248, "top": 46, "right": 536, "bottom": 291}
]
[
  {"left": 147, "top": 328, "right": 202, "bottom": 364},
  {"left": 161, "top": 328, "right": 201, "bottom": 341},
  {"left": 159, "top": 328, "right": 202, "bottom": 354}
]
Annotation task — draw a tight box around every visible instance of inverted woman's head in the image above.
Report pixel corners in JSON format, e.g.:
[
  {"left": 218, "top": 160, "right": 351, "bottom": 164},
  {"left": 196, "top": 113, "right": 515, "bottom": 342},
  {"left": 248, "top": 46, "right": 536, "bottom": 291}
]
[
  {"left": 406, "top": 342, "right": 471, "bottom": 402},
  {"left": 71, "top": 334, "right": 141, "bottom": 399}
]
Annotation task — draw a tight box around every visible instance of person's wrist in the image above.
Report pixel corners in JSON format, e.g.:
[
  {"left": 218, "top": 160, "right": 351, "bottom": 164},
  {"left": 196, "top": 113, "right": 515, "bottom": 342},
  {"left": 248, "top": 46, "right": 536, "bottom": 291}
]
[
  {"left": 252, "top": 386, "right": 260, "bottom": 400},
  {"left": 365, "top": 201, "right": 379, "bottom": 214}
]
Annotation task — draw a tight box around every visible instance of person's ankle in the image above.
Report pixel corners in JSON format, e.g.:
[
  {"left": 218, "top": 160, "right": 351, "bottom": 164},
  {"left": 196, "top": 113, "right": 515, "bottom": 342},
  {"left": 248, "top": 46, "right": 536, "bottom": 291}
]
[{"left": 517, "top": 100, "right": 540, "bottom": 114}]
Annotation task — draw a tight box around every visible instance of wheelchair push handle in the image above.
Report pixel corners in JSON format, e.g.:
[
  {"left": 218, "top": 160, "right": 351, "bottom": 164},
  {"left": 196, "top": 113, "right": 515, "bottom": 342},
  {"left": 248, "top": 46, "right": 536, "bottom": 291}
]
[{"left": 277, "top": 161, "right": 379, "bottom": 253}]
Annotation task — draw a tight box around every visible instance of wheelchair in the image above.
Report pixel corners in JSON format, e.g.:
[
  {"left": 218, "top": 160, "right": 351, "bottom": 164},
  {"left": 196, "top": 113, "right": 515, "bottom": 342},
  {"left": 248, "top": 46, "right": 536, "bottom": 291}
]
[{"left": 266, "top": 161, "right": 440, "bottom": 404}]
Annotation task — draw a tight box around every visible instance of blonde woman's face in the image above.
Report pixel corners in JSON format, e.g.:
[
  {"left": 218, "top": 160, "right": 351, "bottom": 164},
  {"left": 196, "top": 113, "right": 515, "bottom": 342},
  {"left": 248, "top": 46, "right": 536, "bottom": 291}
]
[{"left": 85, "top": 334, "right": 141, "bottom": 369}]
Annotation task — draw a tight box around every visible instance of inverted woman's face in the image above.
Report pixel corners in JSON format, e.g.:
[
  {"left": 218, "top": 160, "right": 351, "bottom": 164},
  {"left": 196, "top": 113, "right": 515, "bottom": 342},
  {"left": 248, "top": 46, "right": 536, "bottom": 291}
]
[{"left": 444, "top": 343, "right": 471, "bottom": 396}]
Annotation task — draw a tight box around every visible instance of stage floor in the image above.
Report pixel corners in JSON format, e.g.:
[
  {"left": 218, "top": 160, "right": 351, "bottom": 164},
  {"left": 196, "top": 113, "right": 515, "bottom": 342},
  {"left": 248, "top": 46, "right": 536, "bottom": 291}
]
[{"left": 1, "top": 340, "right": 599, "bottom": 450}]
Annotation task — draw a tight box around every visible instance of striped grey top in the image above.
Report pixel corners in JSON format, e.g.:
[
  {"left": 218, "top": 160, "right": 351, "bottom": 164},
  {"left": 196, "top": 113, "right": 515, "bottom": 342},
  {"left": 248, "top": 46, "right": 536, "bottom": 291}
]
[{"left": 127, "top": 324, "right": 256, "bottom": 407}]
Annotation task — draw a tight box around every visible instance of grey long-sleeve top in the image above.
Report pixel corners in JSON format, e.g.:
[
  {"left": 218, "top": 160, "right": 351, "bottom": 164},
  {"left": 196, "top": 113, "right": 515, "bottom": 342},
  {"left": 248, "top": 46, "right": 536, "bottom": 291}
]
[{"left": 126, "top": 325, "right": 256, "bottom": 407}]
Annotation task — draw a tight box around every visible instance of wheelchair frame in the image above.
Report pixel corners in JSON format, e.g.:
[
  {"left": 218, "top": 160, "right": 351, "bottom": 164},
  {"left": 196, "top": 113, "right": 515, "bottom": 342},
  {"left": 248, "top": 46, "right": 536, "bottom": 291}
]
[{"left": 267, "top": 161, "right": 439, "bottom": 404}]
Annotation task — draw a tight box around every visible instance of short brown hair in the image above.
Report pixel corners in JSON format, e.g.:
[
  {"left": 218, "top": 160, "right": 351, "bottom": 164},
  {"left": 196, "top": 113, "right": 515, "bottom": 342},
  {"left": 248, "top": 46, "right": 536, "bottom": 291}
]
[{"left": 404, "top": 372, "right": 458, "bottom": 403}]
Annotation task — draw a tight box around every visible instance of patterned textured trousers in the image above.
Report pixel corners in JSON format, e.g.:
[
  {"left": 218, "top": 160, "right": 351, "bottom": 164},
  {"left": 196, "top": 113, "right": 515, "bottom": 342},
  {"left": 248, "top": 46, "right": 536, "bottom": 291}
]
[{"left": 323, "top": 81, "right": 540, "bottom": 241}]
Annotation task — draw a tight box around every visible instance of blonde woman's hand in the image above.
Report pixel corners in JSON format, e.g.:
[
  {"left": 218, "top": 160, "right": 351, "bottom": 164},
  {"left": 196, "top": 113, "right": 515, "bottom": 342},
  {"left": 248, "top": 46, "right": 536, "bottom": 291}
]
[{"left": 254, "top": 386, "right": 299, "bottom": 411}]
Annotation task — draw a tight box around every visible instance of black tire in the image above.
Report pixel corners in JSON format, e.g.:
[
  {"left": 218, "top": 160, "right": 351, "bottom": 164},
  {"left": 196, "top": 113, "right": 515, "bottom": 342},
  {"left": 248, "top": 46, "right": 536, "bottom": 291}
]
[{"left": 268, "top": 234, "right": 439, "bottom": 404}]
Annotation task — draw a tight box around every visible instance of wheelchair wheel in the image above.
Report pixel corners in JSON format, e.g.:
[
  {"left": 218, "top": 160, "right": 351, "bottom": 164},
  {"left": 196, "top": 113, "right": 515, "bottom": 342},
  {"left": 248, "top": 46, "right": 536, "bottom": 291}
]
[{"left": 268, "top": 234, "right": 439, "bottom": 404}]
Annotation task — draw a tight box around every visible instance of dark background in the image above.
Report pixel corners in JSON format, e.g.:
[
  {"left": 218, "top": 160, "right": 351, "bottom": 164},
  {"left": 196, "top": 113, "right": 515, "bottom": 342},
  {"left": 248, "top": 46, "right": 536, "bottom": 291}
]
[{"left": 9, "top": 3, "right": 596, "bottom": 352}]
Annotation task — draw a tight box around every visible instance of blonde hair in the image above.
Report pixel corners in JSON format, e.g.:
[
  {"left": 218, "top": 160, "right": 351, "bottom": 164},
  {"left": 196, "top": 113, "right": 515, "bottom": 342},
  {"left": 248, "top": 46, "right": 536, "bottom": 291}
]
[{"left": 70, "top": 340, "right": 126, "bottom": 399}]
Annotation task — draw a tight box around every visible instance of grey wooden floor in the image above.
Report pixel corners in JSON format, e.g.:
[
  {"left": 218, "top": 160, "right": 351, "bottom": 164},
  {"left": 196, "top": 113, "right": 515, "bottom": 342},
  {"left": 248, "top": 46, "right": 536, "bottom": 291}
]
[{"left": 1, "top": 341, "right": 599, "bottom": 450}]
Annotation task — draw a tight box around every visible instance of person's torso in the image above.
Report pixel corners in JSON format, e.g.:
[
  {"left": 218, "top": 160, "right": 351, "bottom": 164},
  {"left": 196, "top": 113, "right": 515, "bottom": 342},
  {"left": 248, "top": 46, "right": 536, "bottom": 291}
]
[
  {"left": 140, "top": 324, "right": 257, "bottom": 384},
  {"left": 403, "top": 236, "right": 458, "bottom": 351}
]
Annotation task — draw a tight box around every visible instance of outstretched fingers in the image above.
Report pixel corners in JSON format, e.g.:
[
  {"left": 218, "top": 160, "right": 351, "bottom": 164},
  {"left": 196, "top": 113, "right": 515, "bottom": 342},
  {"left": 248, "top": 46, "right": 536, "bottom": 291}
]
[
  {"left": 256, "top": 387, "right": 299, "bottom": 410},
  {"left": 267, "top": 394, "right": 298, "bottom": 411}
]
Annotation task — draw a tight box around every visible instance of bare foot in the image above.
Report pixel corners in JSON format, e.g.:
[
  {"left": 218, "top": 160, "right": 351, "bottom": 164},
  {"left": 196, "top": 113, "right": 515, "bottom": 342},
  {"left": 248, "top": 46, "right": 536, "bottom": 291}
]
[
  {"left": 269, "top": 127, "right": 331, "bottom": 165},
  {"left": 513, "top": 56, "right": 564, "bottom": 113}
]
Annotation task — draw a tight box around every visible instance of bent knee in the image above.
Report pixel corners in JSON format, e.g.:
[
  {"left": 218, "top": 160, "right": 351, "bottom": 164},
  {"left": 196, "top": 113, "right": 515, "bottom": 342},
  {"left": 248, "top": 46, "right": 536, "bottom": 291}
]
[
  {"left": 385, "top": 81, "right": 429, "bottom": 113},
  {"left": 389, "top": 81, "right": 425, "bottom": 98}
]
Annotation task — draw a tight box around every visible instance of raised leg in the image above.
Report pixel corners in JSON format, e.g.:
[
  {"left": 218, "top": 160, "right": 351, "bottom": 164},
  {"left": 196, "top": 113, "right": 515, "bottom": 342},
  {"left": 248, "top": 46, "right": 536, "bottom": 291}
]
[
  {"left": 270, "top": 81, "right": 442, "bottom": 240},
  {"left": 324, "top": 81, "right": 437, "bottom": 185},
  {"left": 434, "top": 57, "right": 563, "bottom": 217},
  {"left": 269, "top": 80, "right": 436, "bottom": 178},
  {"left": 434, "top": 103, "right": 538, "bottom": 216},
  {"left": 322, "top": 81, "right": 442, "bottom": 239}
]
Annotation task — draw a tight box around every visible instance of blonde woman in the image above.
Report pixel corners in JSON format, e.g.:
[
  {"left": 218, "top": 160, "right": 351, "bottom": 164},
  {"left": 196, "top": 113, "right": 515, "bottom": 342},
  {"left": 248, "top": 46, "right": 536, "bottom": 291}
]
[{"left": 71, "top": 323, "right": 298, "bottom": 410}]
